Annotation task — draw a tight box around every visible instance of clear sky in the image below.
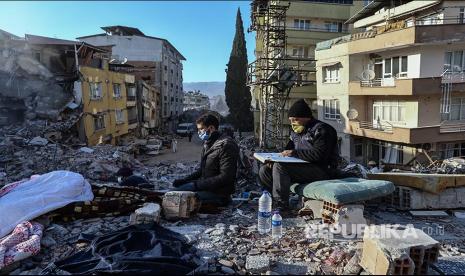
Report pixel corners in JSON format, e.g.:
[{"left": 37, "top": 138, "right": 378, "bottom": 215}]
[{"left": 0, "top": 1, "right": 255, "bottom": 82}]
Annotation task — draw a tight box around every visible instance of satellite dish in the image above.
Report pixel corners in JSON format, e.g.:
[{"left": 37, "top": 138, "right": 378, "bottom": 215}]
[
  {"left": 347, "top": 108, "right": 359, "bottom": 120},
  {"left": 122, "top": 57, "right": 128, "bottom": 64},
  {"left": 360, "top": 70, "right": 375, "bottom": 81}
]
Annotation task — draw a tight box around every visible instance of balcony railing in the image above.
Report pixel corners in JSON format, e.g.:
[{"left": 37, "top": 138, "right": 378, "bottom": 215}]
[
  {"left": 442, "top": 71, "right": 465, "bottom": 83},
  {"left": 440, "top": 121, "right": 465, "bottom": 133},
  {"left": 127, "top": 96, "right": 136, "bottom": 101},
  {"left": 360, "top": 78, "right": 395, "bottom": 87},
  {"left": 287, "top": 26, "right": 349, "bottom": 33},
  {"left": 128, "top": 118, "right": 138, "bottom": 124},
  {"left": 358, "top": 120, "right": 393, "bottom": 133}
]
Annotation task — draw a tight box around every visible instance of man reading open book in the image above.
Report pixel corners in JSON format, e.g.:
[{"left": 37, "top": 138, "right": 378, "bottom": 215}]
[{"left": 258, "top": 99, "right": 339, "bottom": 208}]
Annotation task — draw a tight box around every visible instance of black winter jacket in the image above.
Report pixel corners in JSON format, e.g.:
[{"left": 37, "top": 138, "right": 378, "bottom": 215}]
[
  {"left": 181, "top": 132, "right": 239, "bottom": 196},
  {"left": 286, "top": 119, "right": 339, "bottom": 170}
]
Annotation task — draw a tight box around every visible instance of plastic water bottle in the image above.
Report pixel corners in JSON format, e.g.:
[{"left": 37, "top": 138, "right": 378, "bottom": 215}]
[
  {"left": 258, "top": 191, "right": 272, "bottom": 234},
  {"left": 272, "top": 211, "right": 283, "bottom": 240}
]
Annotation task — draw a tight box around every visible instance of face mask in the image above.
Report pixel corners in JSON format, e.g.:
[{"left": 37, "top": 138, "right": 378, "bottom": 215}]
[
  {"left": 291, "top": 123, "right": 305, "bottom": 134},
  {"left": 198, "top": 129, "right": 210, "bottom": 141}
]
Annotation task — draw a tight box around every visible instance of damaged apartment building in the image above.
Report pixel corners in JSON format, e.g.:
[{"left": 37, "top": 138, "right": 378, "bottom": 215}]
[
  {"left": 77, "top": 26, "right": 185, "bottom": 133},
  {"left": 0, "top": 30, "right": 140, "bottom": 146},
  {"left": 316, "top": 0, "right": 465, "bottom": 166}
]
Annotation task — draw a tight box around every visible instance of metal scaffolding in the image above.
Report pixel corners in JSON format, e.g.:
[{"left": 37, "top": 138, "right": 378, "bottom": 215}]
[{"left": 247, "top": 0, "right": 316, "bottom": 150}]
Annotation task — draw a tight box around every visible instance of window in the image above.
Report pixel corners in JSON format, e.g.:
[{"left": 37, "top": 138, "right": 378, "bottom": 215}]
[
  {"left": 34, "top": 52, "right": 41, "bottom": 62},
  {"left": 93, "top": 115, "right": 105, "bottom": 131},
  {"left": 373, "top": 100, "right": 406, "bottom": 123},
  {"left": 293, "top": 19, "right": 311, "bottom": 30},
  {"left": 115, "top": 109, "right": 124, "bottom": 124},
  {"left": 383, "top": 56, "right": 408, "bottom": 78},
  {"left": 164, "top": 81, "right": 167, "bottom": 86},
  {"left": 354, "top": 138, "right": 363, "bottom": 157},
  {"left": 325, "top": 21, "right": 343, "bottom": 32},
  {"left": 89, "top": 82, "right": 102, "bottom": 100},
  {"left": 127, "top": 85, "right": 136, "bottom": 101},
  {"left": 171, "top": 97, "right": 174, "bottom": 102},
  {"left": 291, "top": 46, "right": 308, "bottom": 58},
  {"left": 444, "top": 51, "right": 465, "bottom": 72},
  {"left": 381, "top": 142, "right": 403, "bottom": 164},
  {"left": 113, "top": 83, "right": 121, "bottom": 98},
  {"left": 323, "top": 99, "right": 340, "bottom": 120},
  {"left": 439, "top": 142, "right": 465, "bottom": 159},
  {"left": 323, "top": 65, "right": 340, "bottom": 83},
  {"left": 443, "top": 97, "right": 465, "bottom": 121},
  {"left": 460, "top": 8, "right": 465, "bottom": 24}
]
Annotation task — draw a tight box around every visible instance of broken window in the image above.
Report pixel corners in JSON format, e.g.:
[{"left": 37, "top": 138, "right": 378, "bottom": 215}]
[
  {"left": 90, "top": 83, "right": 103, "bottom": 100},
  {"left": 93, "top": 115, "right": 105, "bottom": 131},
  {"left": 113, "top": 83, "right": 121, "bottom": 98},
  {"left": 115, "top": 109, "right": 124, "bottom": 124},
  {"left": 323, "top": 99, "right": 340, "bottom": 120}
]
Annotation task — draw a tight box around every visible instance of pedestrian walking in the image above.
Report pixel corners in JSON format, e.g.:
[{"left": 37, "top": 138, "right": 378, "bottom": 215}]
[
  {"left": 172, "top": 138, "right": 178, "bottom": 153},
  {"left": 188, "top": 131, "right": 193, "bottom": 142}
]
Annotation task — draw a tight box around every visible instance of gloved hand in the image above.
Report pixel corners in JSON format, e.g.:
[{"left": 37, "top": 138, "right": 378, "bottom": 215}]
[
  {"left": 172, "top": 179, "right": 187, "bottom": 188},
  {"left": 171, "top": 181, "right": 197, "bottom": 192}
]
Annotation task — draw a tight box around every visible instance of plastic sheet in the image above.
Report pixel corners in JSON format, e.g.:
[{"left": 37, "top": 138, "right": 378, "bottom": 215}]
[{"left": 42, "top": 224, "right": 199, "bottom": 275}]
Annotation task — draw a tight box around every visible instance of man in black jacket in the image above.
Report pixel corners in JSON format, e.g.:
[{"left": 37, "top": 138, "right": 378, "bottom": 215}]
[
  {"left": 258, "top": 99, "right": 339, "bottom": 208},
  {"left": 172, "top": 114, "right": 239, "bottom": 207}
]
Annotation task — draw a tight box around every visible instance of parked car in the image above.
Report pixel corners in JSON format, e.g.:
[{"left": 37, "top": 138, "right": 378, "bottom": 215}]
[{"left": 176, "top": 123, "right": 196, "bottom": 136}]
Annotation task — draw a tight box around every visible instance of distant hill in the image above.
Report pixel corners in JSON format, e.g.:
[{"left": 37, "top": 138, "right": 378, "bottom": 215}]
[{"left": 183, "top": 82, "right": 225, "bottom": 98}]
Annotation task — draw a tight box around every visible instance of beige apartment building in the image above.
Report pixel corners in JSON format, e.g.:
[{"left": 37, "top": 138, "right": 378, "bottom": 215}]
[
  {"left": 316, "top": 0, "right": 465, "bottom": 165},
  {"left": 250, "top": 0, "right": 364, "bottom": 148}
]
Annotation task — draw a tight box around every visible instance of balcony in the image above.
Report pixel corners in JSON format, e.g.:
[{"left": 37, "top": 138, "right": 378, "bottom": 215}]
[
  {"left": 348, "top": 78, "right": 442, "bottom": 96},
  {"left": 347, "top": 121, "right": 465, "bottom": 144},
  {"left": 347, "top": 23, "right": 465, "bottom": 54},
  {"left": 440, "top": 121, "right": 465, "bottom": 133},
  {"left": 287, "top": 27, "right": 349, "bottom": 45}
]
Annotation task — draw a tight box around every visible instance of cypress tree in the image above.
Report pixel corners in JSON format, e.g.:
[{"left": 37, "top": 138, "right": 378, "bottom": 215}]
[{"left": 225, "top": 8, "right": 253, "bottom": 132}]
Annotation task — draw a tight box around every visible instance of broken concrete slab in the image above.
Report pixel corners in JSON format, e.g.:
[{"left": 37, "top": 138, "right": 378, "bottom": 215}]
[
  {"left": 368, "top": 172, "right": 465, "bottom": 194},
  {"left": 246, "top": 255, "right": 270, "bottom": 273},
  {"left": 380, "top": 186, "right": 465, "bottom": 210},
  {"left": 129, "top": 203, "right": 161, "bottom": 225},
  {"left": 410, "top": 211, "right": 449, "bottom": 217},
  {"left": 360, "top": 225, "right": 439, "bottom": 275}
]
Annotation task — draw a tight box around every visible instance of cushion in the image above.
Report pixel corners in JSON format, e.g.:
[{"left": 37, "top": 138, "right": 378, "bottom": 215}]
[{"left": 290, "top": 177, "right": 394, "bottom": 204}]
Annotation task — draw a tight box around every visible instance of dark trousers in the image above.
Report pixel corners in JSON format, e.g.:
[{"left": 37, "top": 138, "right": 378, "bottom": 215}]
[
  {"left": 172, "top": 183, "right": 231, "bottom": 207},
  {"left": 258, "top": 162, "right": 329, "bottom": 206}
]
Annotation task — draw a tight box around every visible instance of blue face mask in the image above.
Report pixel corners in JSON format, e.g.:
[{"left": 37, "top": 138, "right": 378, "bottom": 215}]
[{"left": 198, "top": 129, "right": 210, "bottom": 141}]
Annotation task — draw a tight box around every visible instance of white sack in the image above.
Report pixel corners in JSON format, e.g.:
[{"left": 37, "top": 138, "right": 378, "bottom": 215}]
[{"left": 0, "top": 171, "right": 93, "bottom": 238}]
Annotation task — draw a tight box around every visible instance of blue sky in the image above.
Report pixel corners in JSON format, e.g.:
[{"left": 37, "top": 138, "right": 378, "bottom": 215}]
[{"left": 0, "top": 1, "right": 254, "bottom": 82}]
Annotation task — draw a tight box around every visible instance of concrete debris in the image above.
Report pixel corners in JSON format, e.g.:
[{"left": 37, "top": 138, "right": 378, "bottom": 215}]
[
  {"left": 246, "top": 255, "right": 270, "bottom": 273},
  {"left": 360, "top": 225, "right": 440, "bottom": 275},
  {"left": 162, "top": 191, "right": 200, "bottom": 220},
  {"left": 129, "top": 203, "right": 161, "bottom": 225},
  {"left": 28, "top": 136, "right": 48, "bottom": 146},
  {"left": 409, "top": 211, "right": 449, "bottom": 217},
  {"left": 79, "top": 147, "right": 94, "bottom": 153}
]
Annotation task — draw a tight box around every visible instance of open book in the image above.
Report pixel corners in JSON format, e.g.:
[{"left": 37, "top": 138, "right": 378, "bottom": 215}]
[{"left": 253, "top": 152, "right": 308, "bottom": 163}]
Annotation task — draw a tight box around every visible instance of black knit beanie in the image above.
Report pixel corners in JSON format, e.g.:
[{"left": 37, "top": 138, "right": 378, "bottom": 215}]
[{"left": 288, "top": 99, "right": 313, "bottom": 118}]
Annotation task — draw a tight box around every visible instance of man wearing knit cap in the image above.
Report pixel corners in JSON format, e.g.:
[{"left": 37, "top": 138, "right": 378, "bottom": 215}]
[{"left": 258, "top": 99, "right": 339, "bottom": 208}]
